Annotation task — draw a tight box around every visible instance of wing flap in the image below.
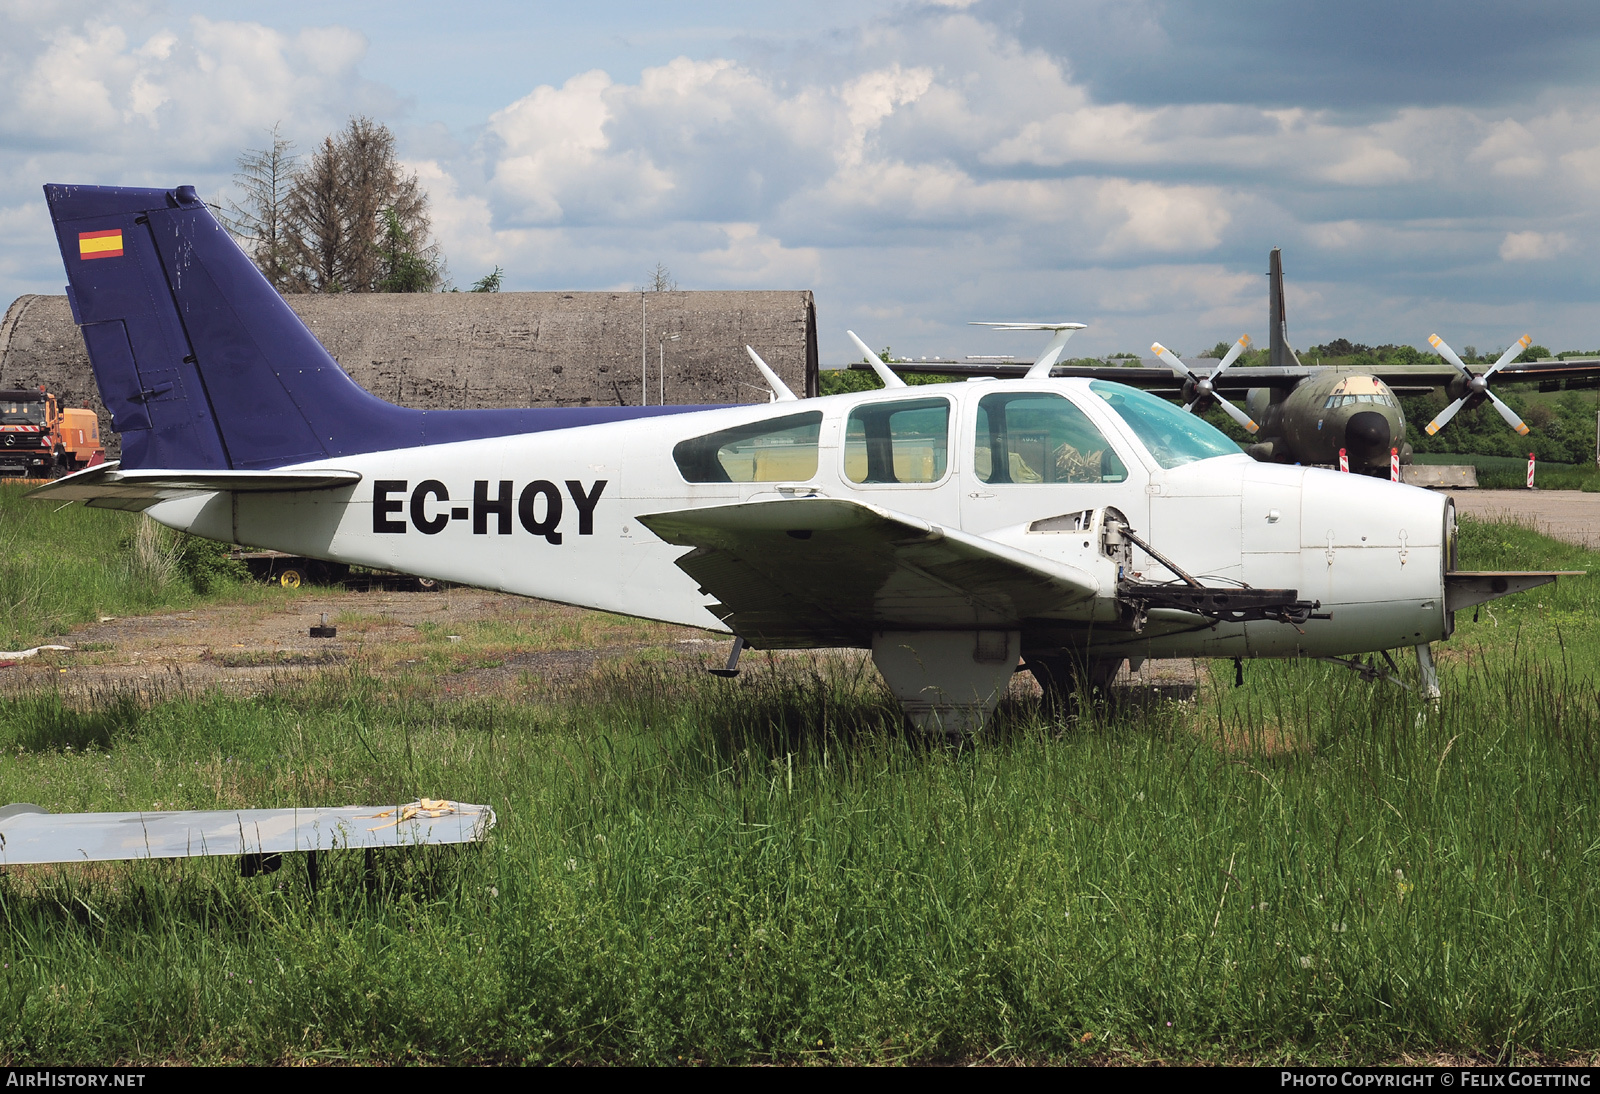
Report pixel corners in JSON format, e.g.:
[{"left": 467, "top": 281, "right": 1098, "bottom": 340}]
[
  {"left": 638, "top": 497, "right": 1104, "bottom": 646},
  {"left": 27, "top": 462, "right": 362, "bottom": 510}
]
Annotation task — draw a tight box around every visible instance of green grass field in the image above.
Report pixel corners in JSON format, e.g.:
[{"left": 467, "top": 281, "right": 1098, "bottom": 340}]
[
  {"left": 1409, "top": 453, "right": 1600, "bottom": 491},
  {"left": 0, "top": 501, "right": 1596, "bottom": 1063},
  {"left": 0, "top": 484, "right": 298, "bottom": 650}
]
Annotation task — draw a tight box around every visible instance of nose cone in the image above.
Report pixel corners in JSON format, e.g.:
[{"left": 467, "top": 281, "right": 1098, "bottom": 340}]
[{"left": 1346, "top": 410, "right": 1391, "bottom": 454}]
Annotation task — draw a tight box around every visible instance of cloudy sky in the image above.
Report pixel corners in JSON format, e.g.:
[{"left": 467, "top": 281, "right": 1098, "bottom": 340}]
[{"left": 4, "top": 0, "right": 1599, "bottom": 363}]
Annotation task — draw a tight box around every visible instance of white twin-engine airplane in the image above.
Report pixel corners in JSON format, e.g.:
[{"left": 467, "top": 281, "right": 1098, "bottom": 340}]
[{"left": 32, "top": 184, "right": 1575, "bottom": 734}]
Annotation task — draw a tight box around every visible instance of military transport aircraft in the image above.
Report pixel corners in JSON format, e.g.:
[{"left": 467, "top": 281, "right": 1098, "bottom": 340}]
[
  {"left": 855, "top": 249, "right": 1600, "bottom": 477},
  {"left": 27, "top": 184, "right": 1577, "bottom": 736}
]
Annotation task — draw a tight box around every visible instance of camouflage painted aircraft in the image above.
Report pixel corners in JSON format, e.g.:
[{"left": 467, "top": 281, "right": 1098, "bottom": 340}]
[{"left": 855, "top": 249, "right": 1600, "bottom": 477}]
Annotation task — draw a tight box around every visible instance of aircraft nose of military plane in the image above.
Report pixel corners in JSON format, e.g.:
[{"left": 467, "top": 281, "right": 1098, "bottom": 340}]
[{"left": 1345, "top": 410, "right": 1391, "bottom": 453}]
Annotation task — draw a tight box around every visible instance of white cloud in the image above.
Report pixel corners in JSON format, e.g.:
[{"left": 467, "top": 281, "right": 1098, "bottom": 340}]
[
  {"left": 0, "top": 10, "right": 385, "bottom": 162},
  {"left": 1094, "top": 179, "right": 1231, "bottom": 253},
  {"left": 1499, "top": 230, "right": 1571, "bottom": 261},
  {"left": 5, "top": 3, "right": 1600, "bottom": 356},
  {"left": 693, "top": 222, "right": 822, "bottom": 286}
]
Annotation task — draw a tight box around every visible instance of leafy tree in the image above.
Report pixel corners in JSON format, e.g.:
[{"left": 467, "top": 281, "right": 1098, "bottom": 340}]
[
  {"left": 375, "top": 207, "right": 438, "bottom": 293},
  {"left": 470, "top": 266, "right": 504, "bottom": 293},
  {"left": 281, "top": 117, "right": 443, "bottom": 293},
  {"left": 221, "top": 123, "right": 299, "bottom": 292}
]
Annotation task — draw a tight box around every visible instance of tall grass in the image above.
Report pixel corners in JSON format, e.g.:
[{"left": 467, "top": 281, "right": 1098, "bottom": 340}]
[
  {"left": 1, "top": 634, "right": 1596, "bottom": 1063},
  {"left": 0, "top": 511, "right": 1592, "bottom": 1063},
  {"left": 0, "top": 484, "right": 270, "bottom": 648}
]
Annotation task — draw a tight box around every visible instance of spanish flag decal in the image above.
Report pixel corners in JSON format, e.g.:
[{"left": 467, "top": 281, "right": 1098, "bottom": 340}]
[{"left": 78, "top": 229, "right": 124, "bottom": 260}]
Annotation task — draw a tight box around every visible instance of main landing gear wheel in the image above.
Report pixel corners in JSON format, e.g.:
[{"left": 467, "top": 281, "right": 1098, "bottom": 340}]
[
  {"left": 1025, "top": 655, "right": 1125, "bottom": 720},
  {"left": 277, "top": 568, "right": 305, "bottom": 589}
]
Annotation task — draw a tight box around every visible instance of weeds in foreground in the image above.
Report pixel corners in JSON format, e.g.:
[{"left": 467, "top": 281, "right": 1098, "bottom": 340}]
[
  {"left": 0, "top": 634, "right": 1596, "bottom": 1064},
  {"left": 0, "top": 511, "right": 1593, "bottom": 1063}
]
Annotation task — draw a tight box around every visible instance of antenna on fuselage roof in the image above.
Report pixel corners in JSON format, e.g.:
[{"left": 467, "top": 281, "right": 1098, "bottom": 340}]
[
  {"left": 969, "top": 322, "right": 1088, "bottom": 379},
  {"left": 744, "top": 345, "right": 797, "bottom": 402},
  {"left": 846, "top": 330, "right": 908, "bottom": 389}
]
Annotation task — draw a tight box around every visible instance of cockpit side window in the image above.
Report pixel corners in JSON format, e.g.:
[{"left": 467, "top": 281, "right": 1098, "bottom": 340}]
[
  {"left": 673, "top": 411, "right": 823, "bottom": 483},
  {"left": 973, "top": 392, "right": 1128, "bottom": 484},
  {"left": 844, "top": 398, "right": 950, "bottom": 484},
  {"left": 1322, "top": 377, "right": 1399, "bottom": 409}
]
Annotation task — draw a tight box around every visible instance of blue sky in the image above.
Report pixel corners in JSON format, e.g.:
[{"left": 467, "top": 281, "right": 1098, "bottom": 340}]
[{"left": 3, "top": 0, "right": 1598, "bottom": 364}]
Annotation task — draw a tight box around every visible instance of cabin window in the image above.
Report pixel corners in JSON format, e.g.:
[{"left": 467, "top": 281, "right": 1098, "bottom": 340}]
[
  {"left": 1090, "top": 381, "right": 1242, "bottom": 468},
  {"left": 844, "top": 397, "right": 950, "bottom": 484},
  {"left": 672, "top": 410, "right": 823, "bottom": 483},
  {"left": 973, "top": 392, "right": 1127, "bottom": 484}
]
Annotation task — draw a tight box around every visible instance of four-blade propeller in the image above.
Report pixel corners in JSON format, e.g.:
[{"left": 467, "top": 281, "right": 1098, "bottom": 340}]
[
  {"left": 1151, "top": 335, "right": 1258, "bottom": 434},
  {"left": 1425, "top": 334, "right": 1532, "bottom": 437}
]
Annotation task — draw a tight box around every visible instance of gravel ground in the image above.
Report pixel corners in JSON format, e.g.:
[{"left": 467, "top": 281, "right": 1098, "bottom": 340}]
[
  {"left": 1451, "top": 488, "right": 1600, "bottom": 549},
  {"left": 0, "top": 583, "right": 1204, "bottom": 705}
]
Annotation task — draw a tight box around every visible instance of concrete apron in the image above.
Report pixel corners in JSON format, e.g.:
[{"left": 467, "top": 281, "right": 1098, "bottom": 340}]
[{"left": 871, "top": 630, "right": 1022, "bottom": 736}]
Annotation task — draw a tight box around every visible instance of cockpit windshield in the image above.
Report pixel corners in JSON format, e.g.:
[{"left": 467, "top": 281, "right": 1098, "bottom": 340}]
[
  {"left": 1089, "top": 381, "right": 1243, "bottom": 468},
  {"left": 0, "top": 397, "right": 46, "bottom": 426}
]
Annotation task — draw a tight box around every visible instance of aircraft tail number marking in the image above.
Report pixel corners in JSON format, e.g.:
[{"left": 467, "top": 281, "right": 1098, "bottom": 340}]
[{"left": 374, "top": 479, "right": 607, "bottom": 544}]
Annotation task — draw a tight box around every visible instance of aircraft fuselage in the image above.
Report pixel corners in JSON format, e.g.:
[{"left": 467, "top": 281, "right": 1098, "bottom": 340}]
[
  {"left": 1247, "top": 369, "right": 1411, "bottom": 475},
  {"left": 143, "top": 376, "right": 1456, "bottom": 664}
]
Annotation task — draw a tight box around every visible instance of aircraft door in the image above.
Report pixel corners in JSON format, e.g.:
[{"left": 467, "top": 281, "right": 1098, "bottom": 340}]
[{"left": 958, "top": 390, "right": 1147, "bottom": 538}]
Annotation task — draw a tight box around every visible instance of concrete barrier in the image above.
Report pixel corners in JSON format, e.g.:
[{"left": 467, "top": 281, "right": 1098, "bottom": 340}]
[{"left": 1402, "top": 464, "right": 1479, "bottom": 488}]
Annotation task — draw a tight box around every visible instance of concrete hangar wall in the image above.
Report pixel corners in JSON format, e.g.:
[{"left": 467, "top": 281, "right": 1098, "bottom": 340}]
[{"left": 0, "top": 290, "right": 820, "bottom": 459}]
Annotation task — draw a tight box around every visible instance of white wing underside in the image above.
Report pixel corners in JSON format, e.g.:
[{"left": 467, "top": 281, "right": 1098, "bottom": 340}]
[{"left": 638, "top": 497, "right": 1102, "bottom": 647}]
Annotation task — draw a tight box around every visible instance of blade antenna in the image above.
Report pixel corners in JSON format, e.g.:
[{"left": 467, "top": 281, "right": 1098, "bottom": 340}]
[
  {"left": 846, "top": 330, "right": 907, "bottom": 389},
  {"left": 1025, "top": 324, "right": 1087, "bottom": 378},
  {"left": 744, "top": 346, "right": 797, "bottom": 402}
]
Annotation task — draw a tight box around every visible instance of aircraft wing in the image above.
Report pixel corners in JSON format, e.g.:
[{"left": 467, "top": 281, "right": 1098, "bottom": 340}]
[
  {"left": 0, "top": 800, "right": 495, "bottom": 865},
  {"left": 848, "top": 360, "right": 1311, "bottom": 392},
  {"left": 26, "top": 462, "right": 362, "bottom": 511},
  {"left": 856, "top": 355, "right": 1600, "bottom": 395},
  {"left": 637, "top": 497, "right": 1103, "bottom": 647}
]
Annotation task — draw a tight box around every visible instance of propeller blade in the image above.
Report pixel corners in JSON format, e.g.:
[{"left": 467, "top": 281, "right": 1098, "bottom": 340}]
[
  {"left": 1215, "top": 395, "right": 1259, "bottom": 435},
  {"left": 1212, "top": 334, "right": 1251, "bottom": 376},
  {"left": 846, "top": 330, "right": 907, "bottom": 389},
  {"left": 1482, "top": 334, "right": 1533, "bottom": 381},
  {"left": 1485, "top": 390, "right": 1530, "bottom": 435},
  {"left": 1425, "top": 396, "right": 1469, "bottom": 436},
  {"left": 1151, "top": 343, "right": 1195, "bottom": 380},
  {"left": 1428, "top": 334, "right": 1473, "bottom": 378}
]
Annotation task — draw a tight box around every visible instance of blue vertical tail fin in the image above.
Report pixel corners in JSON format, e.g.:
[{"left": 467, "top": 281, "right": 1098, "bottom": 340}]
[{"left": 45, "top": 183, "right": 702, "bottom": 471}]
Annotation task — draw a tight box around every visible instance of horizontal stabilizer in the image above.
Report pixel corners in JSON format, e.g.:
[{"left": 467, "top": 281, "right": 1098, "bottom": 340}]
[
  {"left": 27, "top": 462, "right": 361, "bottom": 510},
  {"left": 0, "top": 800, "right": 495, "bottom": 865},
  {"left": 1444, "top": 570, "right": 1583, "bottom": 613},
  {"left": 969, "top": 321, "right": 1087, "bottom": 332},
  {"left": 639, "top": 496, "right": 1102, "bottom": 646}
]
